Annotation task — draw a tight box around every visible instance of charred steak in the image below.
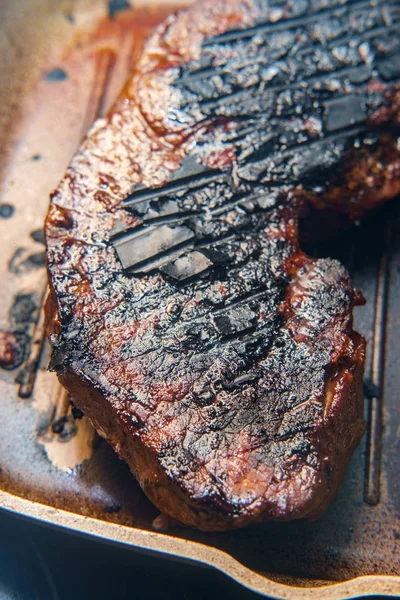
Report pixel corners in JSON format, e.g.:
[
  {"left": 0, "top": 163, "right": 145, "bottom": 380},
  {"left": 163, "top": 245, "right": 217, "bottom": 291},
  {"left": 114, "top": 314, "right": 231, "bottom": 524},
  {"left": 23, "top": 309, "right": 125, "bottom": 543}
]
[{"left": 45, "top": 0, "right": 400, "bottom": 530}]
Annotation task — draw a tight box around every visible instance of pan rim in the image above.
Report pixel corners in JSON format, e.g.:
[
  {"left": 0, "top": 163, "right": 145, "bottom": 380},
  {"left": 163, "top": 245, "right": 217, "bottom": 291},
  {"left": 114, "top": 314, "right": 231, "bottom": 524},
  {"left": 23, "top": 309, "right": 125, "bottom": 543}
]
[{"left": 0, "top": 488, "right": 399, "bottom": 600}]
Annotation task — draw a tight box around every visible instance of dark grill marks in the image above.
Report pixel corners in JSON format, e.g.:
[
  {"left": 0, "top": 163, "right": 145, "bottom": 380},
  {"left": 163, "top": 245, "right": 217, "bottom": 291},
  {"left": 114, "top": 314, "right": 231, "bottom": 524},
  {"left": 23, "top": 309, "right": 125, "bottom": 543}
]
[
  {"left": 111, "top": 206, "right": 289, "bottom": 360},
  {"left": 202, "top": 0, "right": 375, "bottom": 46},
  {"left": 172, "top": 0, "right": 400, "bottom": 175},
  {"left": 122, "top": 165, "right": 226, "bottom": 208},
  {"left": 195, "top": 1, "right": 399, "bottom": 66},
  {"left": 113, "top": 224, "right": 195, "bottom": 272},
  {"left": 111, "top": 0, "right": 399, "bottom": 285},
  {"left": 108, "top": 0, "right": 400, "bottom": 303},
  {"left": 323, "top": 95, "right": 366, "bottom": 133},
  {"left": 377, "top": 54, "right": 400, "bottom": 82}
]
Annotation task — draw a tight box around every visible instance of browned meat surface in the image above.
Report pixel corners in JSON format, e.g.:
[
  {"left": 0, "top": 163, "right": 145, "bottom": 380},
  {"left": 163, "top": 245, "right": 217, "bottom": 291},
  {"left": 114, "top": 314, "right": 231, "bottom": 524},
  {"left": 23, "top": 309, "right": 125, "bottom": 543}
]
[{"left": 45, "top": 0, "right": 400, "bottom": 530}]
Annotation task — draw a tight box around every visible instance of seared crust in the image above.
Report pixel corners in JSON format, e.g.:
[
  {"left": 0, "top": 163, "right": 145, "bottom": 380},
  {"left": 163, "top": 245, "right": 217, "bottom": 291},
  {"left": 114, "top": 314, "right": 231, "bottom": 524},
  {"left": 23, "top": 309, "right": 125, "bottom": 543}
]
[{"left": 45, "top": 0, "right": 399, "bottom": 530}]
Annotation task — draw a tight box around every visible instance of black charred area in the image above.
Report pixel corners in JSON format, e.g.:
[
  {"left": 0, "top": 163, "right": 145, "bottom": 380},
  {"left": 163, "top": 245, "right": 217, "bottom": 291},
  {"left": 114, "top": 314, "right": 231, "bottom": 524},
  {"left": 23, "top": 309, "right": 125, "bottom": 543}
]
[
  {"left": 171, "top": 0, "right": 399, "bottom": 190},
  {"left": 115, "top": 0, "right": 400, "bottom": 272}
]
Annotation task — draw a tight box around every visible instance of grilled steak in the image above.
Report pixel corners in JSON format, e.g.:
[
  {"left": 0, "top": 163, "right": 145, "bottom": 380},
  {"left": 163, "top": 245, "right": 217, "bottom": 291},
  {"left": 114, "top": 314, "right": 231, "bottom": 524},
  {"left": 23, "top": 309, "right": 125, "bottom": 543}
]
[{"left": 45, "top": 0, "right": 400, "bottom": 530}]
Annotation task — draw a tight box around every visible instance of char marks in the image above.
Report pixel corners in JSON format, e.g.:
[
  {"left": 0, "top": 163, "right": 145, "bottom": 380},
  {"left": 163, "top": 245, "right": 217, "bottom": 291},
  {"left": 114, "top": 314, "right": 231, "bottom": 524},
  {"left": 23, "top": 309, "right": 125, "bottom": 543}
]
[
  {"left": 114, "top": 0, "right": 400, "bottom": 257},
  {"left": 108, "top": 0, "right": 399, "bottom": 364},
  {"left": 202, "top": 0, "right": 379, "bottom": 45}
]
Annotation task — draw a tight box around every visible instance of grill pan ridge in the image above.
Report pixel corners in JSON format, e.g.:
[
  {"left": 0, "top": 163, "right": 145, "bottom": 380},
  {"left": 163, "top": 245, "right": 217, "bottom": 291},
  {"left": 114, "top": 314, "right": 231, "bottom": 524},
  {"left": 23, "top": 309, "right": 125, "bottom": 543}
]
[{"left": 0, "top": 0, "right": 399, "bottom": 597}]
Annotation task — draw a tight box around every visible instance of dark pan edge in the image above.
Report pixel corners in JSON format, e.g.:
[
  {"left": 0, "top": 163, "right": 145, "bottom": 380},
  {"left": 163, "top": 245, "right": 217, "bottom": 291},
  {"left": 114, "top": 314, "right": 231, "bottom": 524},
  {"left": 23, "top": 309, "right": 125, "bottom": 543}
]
[{"left": 0, "top": 489, "right": 399, "bottom": 600}]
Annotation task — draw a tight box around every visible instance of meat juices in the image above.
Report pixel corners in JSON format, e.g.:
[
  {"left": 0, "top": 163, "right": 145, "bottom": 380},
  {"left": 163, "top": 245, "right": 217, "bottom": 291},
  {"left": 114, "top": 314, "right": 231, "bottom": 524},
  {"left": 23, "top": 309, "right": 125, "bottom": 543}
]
[{"left": 45, "top": 0, "right": 400, "bottom": 530}]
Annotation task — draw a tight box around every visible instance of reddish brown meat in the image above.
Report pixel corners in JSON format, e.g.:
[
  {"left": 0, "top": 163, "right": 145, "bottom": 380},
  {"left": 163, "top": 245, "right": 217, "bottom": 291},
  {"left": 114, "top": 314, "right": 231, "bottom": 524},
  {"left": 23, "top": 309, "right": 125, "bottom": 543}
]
[{"left": 45, "top": 0, "right": 400, "bottom": 530}]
